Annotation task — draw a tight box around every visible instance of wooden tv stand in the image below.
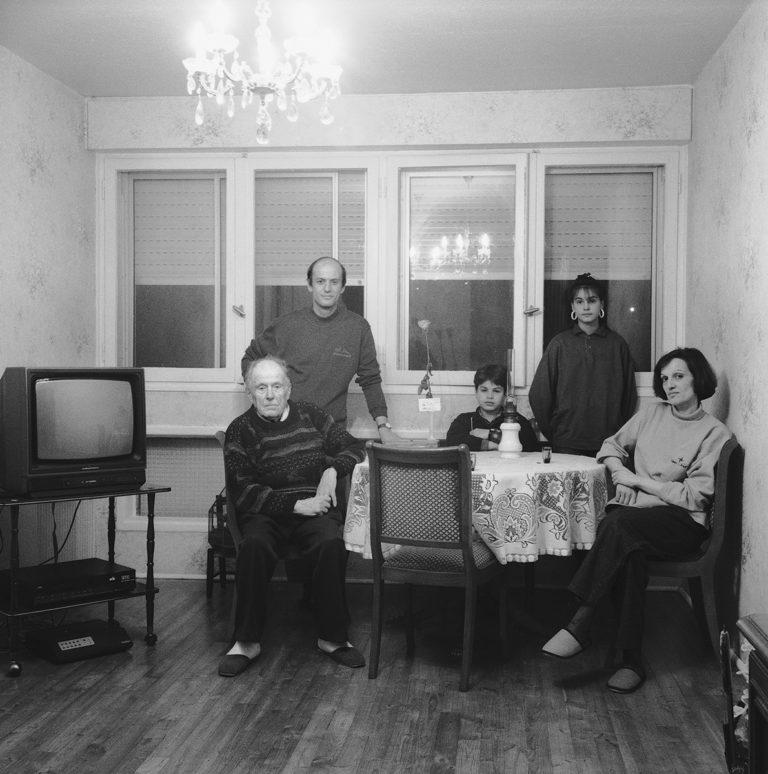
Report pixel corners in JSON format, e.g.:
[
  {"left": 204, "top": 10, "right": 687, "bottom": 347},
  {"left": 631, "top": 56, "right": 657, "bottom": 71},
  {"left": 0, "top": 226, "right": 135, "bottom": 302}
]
[{"left": 0, "top": 485, "right": 171, "bottom": 677}]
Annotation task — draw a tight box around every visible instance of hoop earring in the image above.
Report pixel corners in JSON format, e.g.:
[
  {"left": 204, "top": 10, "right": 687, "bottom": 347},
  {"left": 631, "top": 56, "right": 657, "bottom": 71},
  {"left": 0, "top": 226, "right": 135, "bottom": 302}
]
[
  {"left": 570, "top": 311, "right": 577, "bottom": 321},
  {"left": 599, "top": 309, "right": 605, "bottom": 319}
]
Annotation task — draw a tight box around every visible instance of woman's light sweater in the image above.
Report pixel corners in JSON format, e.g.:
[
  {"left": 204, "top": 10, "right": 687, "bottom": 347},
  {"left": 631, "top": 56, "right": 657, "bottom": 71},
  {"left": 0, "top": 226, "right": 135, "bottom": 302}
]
[{"left": 596, "top": 401, "right": 731, "bottom": 526}]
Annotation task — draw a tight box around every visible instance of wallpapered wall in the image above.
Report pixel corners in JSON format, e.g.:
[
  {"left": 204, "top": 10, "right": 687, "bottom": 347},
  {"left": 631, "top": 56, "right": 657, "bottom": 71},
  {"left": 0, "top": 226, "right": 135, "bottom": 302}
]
[
  {"left": 689, "top": 0, "right": 768, "bottom": 617},
  {"left": 0, "top": 46, "right": 98, "bottom": 569}
]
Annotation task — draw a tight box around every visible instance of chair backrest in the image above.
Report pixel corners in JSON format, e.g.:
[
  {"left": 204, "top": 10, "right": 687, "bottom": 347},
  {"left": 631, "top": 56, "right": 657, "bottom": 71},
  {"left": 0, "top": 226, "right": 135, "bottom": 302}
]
[
  {"left": 214, "top": 430, "right": 244, "bottom": 549},
  {"left": 702, "top": 435, "right": 741, "bottom": 565},
  {"left": 366, "top": 441, "right": 474, "bottom": 562}
]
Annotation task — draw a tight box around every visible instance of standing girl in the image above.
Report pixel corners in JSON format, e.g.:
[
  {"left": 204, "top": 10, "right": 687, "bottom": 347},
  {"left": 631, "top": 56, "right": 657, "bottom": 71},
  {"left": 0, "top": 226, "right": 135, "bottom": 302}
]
[{"left": 529, "top": 273, "right": 636, "bottom": 456}]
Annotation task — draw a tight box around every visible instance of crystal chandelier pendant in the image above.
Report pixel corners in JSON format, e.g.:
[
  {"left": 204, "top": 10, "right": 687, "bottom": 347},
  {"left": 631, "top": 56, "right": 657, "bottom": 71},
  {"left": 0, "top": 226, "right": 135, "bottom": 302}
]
[{"left": 182, "top": 0, "right": 342, "bottom": 145}]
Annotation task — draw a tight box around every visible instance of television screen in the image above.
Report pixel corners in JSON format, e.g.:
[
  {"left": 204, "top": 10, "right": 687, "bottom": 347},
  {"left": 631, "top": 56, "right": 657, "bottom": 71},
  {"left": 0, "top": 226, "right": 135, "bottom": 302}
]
[{"left": 35, "top": 379, "right": 135, "bottom": 461}]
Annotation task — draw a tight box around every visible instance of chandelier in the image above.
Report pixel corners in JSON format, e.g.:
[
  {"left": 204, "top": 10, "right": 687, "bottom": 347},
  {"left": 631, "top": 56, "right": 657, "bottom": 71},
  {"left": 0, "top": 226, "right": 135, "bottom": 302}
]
[
  {"left": 182, "top": 1, "right": 342, "bottom": 145},
  {"left": 410, "top": 230, "right": 492, "bottom": 274}
]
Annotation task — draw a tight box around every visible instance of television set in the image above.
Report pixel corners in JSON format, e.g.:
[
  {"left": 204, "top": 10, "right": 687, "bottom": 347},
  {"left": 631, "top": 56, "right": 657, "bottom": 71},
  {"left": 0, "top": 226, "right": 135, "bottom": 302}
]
[{"left": 0, "top": 367, "right": 146, "bottom": 498}]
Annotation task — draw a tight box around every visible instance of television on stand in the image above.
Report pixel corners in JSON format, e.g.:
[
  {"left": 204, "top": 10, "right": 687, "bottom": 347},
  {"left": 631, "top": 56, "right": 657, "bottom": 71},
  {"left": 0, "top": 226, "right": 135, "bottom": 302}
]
[{"left": 0, "top": 367, "right": 147, "bottom": 498}]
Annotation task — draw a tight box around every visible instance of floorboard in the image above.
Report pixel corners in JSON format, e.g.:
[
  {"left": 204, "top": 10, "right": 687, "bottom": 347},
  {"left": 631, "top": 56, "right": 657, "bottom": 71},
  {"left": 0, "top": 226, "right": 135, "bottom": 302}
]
[{"left": 0, "top": 579, "right": 729, "bottom": 773}]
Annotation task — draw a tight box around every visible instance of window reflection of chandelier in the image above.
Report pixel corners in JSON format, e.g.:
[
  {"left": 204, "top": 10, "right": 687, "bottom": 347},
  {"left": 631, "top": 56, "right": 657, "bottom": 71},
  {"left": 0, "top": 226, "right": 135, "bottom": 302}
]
[
  {"left": 182, "top": 0, "right": 342, "bottom": 146},
  {"left": 410, "top": 230, "right": 492, "bottom": 274}
]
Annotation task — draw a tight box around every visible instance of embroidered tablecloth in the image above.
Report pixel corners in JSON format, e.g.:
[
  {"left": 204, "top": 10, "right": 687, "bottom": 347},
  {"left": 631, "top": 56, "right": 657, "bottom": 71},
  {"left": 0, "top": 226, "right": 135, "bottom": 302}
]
[{"left": 343, "top": 451, "right": 608, "bottom": 564}]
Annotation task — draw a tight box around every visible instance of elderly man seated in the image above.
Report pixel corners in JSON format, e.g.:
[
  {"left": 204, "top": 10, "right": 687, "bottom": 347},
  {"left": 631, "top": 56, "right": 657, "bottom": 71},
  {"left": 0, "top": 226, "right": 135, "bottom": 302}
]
[{"left": 218, "top": 355, "right": 367, "bottom": 677}]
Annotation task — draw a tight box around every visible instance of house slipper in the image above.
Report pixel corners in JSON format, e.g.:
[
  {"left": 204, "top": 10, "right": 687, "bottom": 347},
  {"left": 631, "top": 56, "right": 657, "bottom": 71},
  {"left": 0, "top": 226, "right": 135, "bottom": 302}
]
[
  {"left": 607, "top": 664, "right": 646, "bottom": 694},
  {"left": 541, "top": 627, "right": 591, "bottom": 659},
  {"left": 320, "top": 644, "right": 366, "bottom": 668},
  {"left": 218, "top": 653, "right": 258, "bottom": 677}
]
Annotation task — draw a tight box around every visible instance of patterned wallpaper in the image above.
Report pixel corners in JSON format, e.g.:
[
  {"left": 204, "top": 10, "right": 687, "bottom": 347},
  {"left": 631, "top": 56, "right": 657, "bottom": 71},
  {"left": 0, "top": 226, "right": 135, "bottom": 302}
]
[
  {"left": 0, "top": 46, "right": 97, "bottom": 568},
  {"left": 689, "top": 0, "right": 768, "bottom": 615},
  {"left": 0, "top": 46, "right": 95, "bottom": 369},
  {"left": 87, "top": 86, "right": 692, "bottom": 150}
]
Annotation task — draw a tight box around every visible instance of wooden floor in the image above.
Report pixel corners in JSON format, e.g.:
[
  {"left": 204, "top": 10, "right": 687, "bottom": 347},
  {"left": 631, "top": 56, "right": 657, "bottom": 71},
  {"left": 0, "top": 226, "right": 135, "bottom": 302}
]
[{"left": 0, "top": 578, "right": 728, "bottom": 774}]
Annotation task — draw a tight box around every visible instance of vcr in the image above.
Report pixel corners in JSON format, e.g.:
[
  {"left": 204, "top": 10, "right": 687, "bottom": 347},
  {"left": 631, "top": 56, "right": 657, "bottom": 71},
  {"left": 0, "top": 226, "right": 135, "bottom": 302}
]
[{"left": 0, "top": 558, "right": 136, "bottom": 609}]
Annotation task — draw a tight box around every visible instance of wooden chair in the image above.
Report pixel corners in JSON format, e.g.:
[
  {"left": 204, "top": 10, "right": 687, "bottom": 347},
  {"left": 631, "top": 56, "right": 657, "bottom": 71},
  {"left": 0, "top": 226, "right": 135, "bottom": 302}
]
[
  {"left": 366, "top": 441, "right": 509, "bottom": 692},
  {"left": 206, "top": 488, "right": 236, "bottom": 597},
  {"left": 647, "top": 435, "right": 742, "bottom": 655}
]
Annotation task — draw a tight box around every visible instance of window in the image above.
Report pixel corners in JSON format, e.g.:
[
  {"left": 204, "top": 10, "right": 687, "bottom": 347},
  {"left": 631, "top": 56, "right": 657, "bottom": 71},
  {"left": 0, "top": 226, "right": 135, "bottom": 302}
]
[
  {"left": 252, "top": 170, "right": 367, "bottom": 332},
  {"left": 544, "top": 168, "right": 655, "bottom": 371},
  {"left": 101, "top": 148, "right": 683, "bottom": 405},
  {"left": 388, "top": 153, "right": 528, "bottom": 387},
  {"left": 122, "top": 172, "right": 227, "bottom": 369}
]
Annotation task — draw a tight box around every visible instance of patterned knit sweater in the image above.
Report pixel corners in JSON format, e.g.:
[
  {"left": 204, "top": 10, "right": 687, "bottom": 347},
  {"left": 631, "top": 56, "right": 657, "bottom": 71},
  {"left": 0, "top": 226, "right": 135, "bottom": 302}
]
[
  {"left": 597, "top": 401, "right": 731, "bottom": 525},
  {"left": 224, "top": 400, "right": 366, "bottom": 520}
]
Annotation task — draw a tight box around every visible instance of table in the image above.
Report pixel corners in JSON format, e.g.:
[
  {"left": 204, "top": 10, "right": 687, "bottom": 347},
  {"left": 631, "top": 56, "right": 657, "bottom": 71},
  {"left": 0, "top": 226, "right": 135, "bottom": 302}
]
[
  {"left": 0, "top": 485, "right": 171, "bottom": 677},
  {"left": 344, "top": 452, "right": 608, "bottom": 564}
]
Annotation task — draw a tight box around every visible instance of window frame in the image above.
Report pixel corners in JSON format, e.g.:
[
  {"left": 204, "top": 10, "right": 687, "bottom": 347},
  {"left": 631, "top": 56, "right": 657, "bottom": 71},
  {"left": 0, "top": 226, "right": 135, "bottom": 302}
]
[
  {"left": 98, "top": 154, "right": 239, "bottom": 387},
  {"left": 527, "top": 147, "right": 685, "bottom": 395},
  {"left": 383, "top": 151, "right": 529, "bottom": 389},
  {"left": 97, "top": 146, "right": 685, "bottom": 403}
]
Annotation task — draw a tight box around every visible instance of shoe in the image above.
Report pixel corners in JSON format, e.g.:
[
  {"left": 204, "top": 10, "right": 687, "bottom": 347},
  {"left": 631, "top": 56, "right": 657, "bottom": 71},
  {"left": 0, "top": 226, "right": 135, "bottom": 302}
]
[
  {"left": 607, "top": 664, "right": 646, "bottom": 694},
  {"left": 541, "top": 627, "right": 591, "bottom": 659},
  {"left": 218, "top": 653, "right": 258, "bottom": 677},
  {"left": 320, "top": 644, "right": 366, "bottom": 668}
]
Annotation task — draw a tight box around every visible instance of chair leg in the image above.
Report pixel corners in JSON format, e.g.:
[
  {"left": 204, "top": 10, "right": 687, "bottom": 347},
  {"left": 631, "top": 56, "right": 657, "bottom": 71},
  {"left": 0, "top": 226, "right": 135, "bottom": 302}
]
[
  {"left": 691, "top": 574, "right": 720, "bottom": 656},
  {"left": 499, "top": 579, "right": 510, "bottom": 660},
  {"left": 206, "top": 548, "right": 214, "bottom": 598},
  {"left": 405, "top": 584, "right": 415, "bottom": 656},
  {"left": 460, "top": 585, "right": 478, "bottom": 692},
  {"left": 369, "top": 580, "right": 383, "bottom": 680}
]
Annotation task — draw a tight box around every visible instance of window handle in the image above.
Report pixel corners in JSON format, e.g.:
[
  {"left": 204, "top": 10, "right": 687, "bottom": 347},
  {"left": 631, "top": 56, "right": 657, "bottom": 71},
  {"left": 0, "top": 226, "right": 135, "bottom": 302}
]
[
  {"left": 523, "top": 305, "right": 541, "bottom": 316},
  {"left": 232, "top": 304, "right": 246, "bottom": 318}
]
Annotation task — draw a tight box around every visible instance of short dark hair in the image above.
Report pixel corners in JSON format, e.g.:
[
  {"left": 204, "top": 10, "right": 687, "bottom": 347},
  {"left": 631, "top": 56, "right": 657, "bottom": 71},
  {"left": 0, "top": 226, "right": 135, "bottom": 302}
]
[
  {"left": 306, "top": 257, "right": 347, "bottom": 287},
  {"left": 473, "top": 364, "right": 508, "bottom": 391},
  {"left": 653, "top": 347, "right": 718, "bottom": 401},
  {"left": 567, "top": 273, "right": 605, "bottom": 304}
]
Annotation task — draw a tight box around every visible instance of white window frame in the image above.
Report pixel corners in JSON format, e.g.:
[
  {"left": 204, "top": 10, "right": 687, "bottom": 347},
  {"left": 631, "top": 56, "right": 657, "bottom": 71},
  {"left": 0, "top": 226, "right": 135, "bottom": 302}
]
[
  {"left": 236, "top": 152, "right": 382, "bottom": 392},
  {"left": 527, "top": 147, "right": 686, "bottom": 395},
  {"left": 97, "top": 146, "right": 685, "bottom": 403},
  {"left": 97, "top": 154, "right": 239, "bottom": 388},
  {"left": 383, "top": 151, "right": 528, "bottom": 389}
]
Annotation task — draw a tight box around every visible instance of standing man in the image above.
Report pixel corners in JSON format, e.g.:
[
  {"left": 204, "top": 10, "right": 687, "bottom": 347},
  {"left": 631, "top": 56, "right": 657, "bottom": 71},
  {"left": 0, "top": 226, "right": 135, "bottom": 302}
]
[
  {"left": 242, "top": 257, "right": 402, "bottom": 443},
  {"left": 218, "top": 356, "right": 367, "bottom": 677}
]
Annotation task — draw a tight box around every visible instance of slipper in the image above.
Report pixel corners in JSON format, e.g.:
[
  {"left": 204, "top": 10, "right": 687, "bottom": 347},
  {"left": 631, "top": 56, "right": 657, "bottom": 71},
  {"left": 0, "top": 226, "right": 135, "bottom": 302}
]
[
  {"left": 320, "top": 644, "right": 366, "bottom": 668},
  {"left": 541, "top": 627, "right": 591, "bottom": 659},
  {"left": 607, "top": 664, "right": 646, "bottom": 694},
  {"left": 218, "top": 653, "right": 258, "bottom": 677}
]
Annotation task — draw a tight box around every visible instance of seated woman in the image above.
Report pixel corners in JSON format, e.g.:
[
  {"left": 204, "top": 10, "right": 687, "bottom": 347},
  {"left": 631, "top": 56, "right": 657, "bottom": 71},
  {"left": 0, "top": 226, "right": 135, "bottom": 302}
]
[
  {"left": 445, "top": 364, "right": 539, "bottom": 452},
  {"left": 541, "top": 347, "right": 731, "bottom": 694}
]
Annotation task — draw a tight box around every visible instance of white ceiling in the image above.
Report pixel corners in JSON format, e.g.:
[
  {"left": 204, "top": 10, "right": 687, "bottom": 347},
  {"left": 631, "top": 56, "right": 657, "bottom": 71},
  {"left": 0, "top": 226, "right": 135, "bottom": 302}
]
[{"left": 0, "top": 0, "right": 751, "bottom": 98}]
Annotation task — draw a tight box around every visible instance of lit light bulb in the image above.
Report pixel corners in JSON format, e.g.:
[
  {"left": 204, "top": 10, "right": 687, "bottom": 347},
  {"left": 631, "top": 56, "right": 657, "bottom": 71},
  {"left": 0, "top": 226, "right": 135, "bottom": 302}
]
[{"left": 195, "top": 97, "right": 205, "bottom": 126}]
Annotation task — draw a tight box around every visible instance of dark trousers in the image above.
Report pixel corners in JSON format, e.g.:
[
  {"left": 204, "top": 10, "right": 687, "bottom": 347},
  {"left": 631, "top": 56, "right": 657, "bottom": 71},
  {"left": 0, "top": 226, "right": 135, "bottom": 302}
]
[
  {"left": 234, "top": 509, "right": 350, "bottom": 644},
  {"left": 568, "top": 505, "right": 708, "bottom": 650}
]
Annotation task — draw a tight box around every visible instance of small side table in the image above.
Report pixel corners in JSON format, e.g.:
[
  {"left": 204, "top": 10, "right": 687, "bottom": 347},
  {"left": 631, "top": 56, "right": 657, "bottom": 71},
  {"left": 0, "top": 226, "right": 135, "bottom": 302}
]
[{"left": 1, "top": 484, "right": 171, "bottom": 677}]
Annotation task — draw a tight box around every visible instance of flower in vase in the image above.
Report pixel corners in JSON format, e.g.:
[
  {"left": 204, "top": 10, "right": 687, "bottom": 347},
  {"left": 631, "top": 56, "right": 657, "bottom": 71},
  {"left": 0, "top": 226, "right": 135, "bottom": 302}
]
[{"left": 417, "top": 319, "right": 433, "bottom": 398}]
